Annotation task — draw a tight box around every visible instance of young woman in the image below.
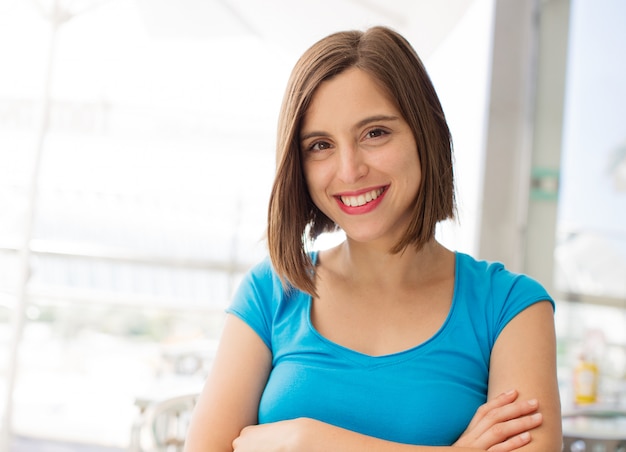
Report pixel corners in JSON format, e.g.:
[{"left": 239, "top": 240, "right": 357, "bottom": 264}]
[{"left": 184, "top": 26, "right": 562, "bottom": 451}]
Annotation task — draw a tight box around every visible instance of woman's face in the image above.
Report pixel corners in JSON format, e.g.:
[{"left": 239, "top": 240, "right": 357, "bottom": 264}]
[{"left": 300, "top": 67, "right": 421, "bottom": 248}]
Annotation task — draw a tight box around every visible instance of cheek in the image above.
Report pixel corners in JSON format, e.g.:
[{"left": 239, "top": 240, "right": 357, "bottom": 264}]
[
  {"left": 392, "top": 151, "right": 421, "bottom": 193},
  {"left": 409, "top": 163, "right": 422, "bottom": 193},
  {"left": 376, "top": 147, "right": 421, "bottom": 181},
  {"left": 303, "top": 161, "right": 328, "bottom": 191},
  {"left": 303, "top": 163, "right": 338, "bottom": 217},
  {"left": 302, "top": 163, "right": 315, "bottom": 192},
  {"left": 303, "top": 163, "right": 324, "bottom": 204}
]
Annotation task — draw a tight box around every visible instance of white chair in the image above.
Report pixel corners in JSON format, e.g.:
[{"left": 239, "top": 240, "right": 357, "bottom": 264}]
[{"left": 130, "top": 392, "right": 199, "bottom": 452}]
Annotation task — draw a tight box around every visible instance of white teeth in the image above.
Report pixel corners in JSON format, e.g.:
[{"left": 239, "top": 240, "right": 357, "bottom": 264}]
[{"left": 341, "top": 188, "right": 384, "bottom": 207}]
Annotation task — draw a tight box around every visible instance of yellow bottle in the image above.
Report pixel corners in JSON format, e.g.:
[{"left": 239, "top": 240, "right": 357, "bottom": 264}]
[{"left": 573, "top": 354, "right": 598, "bottom": 405}]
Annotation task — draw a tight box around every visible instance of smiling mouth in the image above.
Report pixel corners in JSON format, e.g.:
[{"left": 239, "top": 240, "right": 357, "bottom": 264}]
[{"left": 339, "top": 187, "right": 386, "bottom": 207}]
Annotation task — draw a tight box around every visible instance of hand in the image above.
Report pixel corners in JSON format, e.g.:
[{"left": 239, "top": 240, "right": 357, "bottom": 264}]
[
  {"left": 232, "top": 418, "right": 311, "bottom": 452},
  {"left": 453, "top": 389, "right": 543, "bottom": 452}
]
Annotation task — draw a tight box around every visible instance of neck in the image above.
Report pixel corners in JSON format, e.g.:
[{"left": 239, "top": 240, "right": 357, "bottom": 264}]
[{"left": 329, "top": 238, "right": 453, "bottom": 289}]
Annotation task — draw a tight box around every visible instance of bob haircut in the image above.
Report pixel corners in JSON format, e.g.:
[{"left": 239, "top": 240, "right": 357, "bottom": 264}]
[{"left": 268, "top": 25, "right": 455, "bottom": 296}]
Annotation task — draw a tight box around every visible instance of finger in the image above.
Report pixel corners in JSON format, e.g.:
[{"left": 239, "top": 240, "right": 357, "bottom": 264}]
[
  {"left": 232, "top": 425, "right": 252, "bottom": 451},
  {"left": 474, "top": 398, "right": 539, "bottom": 435},
  {"left": 465, "top": 400, "right": 541, "bottom": 449},
  {"left": 466, "top": 390, "right": 519, "bottom": 431},
  {"left": 485, "top": 398, "right": 540, "bottom": 425},
  {"left": 481, "top": 413, "right": 542, "bottom": 450},
  {"left": 488, "top": 431, "right": 532, "bottom": 452}
]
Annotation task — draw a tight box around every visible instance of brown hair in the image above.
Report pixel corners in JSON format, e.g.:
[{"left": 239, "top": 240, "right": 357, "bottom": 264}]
[{"left": 267, "top": 26, "right": 455, "bottom": 296}]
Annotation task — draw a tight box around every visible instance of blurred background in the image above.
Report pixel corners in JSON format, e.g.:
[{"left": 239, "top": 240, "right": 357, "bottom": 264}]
[{"left": 0, "top": 0, "right": 624, "bottom": 451}]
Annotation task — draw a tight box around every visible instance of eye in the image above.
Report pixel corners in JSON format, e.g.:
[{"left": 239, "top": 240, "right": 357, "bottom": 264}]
[
  {"left": 307, "top": 140, "right": 332, "bottom": 152},
  {"left": 365, "top": 128, "right": 389, "bottom": 140}
]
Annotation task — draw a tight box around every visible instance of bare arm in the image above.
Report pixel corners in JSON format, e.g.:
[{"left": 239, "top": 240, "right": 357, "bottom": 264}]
[
  {"left": 236, "top": 418, "right": 487, "bottom": 452},
  {"left": 232, "top": 380, "right": 543, "bottom": 451},
  {"left": 486, "top": 301, "right": 562, "bottom": 451},
  {"left": 184, "top": 314, "right": 272, "bottom": 452},
  {"left": 233, "top": 406, "right": 539, "bottom": 452}
]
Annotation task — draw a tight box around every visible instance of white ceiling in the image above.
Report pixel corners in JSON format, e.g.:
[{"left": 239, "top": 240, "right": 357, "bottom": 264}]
[{"left": 134, "top": 0, "right": 476, "bottom": 57}]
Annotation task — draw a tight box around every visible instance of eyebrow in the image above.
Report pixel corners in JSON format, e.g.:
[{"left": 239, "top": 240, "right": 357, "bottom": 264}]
[{"left": 300, "top": 114, "right": 400, "bottom": 142}]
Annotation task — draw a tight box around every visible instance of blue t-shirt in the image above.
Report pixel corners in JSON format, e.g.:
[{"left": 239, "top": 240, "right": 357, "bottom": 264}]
[{"left": 226, "top": 251, "right": 554, "bottom": 446}]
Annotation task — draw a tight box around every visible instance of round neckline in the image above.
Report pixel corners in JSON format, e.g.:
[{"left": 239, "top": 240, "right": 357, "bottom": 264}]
[{"left": 305, "top": 250, "right": 459, "bottom": 364}]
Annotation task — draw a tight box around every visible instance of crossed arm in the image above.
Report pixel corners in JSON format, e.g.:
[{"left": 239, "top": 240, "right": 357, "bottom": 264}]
[{"left": 184, "top": 301, "right": 561, "bottom": 452}]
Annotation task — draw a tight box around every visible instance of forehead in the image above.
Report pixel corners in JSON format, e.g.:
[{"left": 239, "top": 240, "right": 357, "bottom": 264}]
[{"left": 302, "top": 68, "right": 399, "bottom": 130}]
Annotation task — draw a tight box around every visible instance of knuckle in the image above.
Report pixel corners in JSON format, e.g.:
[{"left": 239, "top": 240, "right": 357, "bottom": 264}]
[
  {"left": 490, "top": 423, "right": 506, "bottom": 438},
  {"left": 476, "top": 404, "right": 489, "bottom": 415},
  {"left": 485, "top": 407, "right": 502, "bottom": 421}
]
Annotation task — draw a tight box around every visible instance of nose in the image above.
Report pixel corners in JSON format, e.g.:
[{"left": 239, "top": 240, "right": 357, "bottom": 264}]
[{"left": 336, "top": 143, "right": 368, "bottom": 184}]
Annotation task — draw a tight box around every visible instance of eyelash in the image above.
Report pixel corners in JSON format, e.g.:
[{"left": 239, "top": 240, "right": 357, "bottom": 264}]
[
  {"left": 365, "top": 128, "right": 388, "bottom": 139},
  {"left": 308, "top": 141, "right": 331, "bottom": 152},
  {"left": 305, "top": 127, "right": 390, "bottom": 152}
]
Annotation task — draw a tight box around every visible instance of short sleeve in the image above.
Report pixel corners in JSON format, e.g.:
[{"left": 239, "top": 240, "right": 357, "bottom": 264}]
[{"left": 491, "top": 268, "right": 555, "bottom": 342}]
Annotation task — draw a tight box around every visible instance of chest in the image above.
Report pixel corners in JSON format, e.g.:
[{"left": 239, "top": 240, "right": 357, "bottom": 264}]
[
  {"left": 259, "top": 277, "right": 495, "bottom": 446},
  {"left": 259, "top": 337, "right": 488, "bottom": 445},
  {"left": 311, "top": 279, "right": 454, "bottom": 356}
]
